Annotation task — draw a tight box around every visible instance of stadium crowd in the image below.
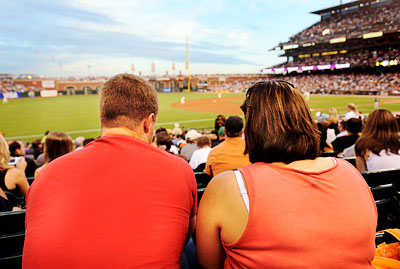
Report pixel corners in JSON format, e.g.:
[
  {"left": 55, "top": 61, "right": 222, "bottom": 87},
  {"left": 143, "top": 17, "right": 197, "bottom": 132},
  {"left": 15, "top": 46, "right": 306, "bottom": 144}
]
[
  {"left": 277, "top": 72, "right": 400, "bottom": 94},
  {"left": 285, "top": 2, "right": 400, "bottom": 45},
  {"left": 0, "top": 79, "right": 43, "bottom": 93},
  {"left": 276, "top": 48, "right": 400, "bottom": 68}
]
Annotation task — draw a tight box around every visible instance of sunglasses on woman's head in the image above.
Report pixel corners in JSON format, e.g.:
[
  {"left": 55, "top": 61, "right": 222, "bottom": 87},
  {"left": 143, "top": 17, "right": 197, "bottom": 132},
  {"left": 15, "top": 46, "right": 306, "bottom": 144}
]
[{"left": 240, "top": 80, "right": 296, "bottom": 116}]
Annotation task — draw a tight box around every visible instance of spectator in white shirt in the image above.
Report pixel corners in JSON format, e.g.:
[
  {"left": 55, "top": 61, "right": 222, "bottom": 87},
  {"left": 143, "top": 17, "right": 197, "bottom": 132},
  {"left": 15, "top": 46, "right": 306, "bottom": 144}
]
[
  {"left": 344, "top": 103, "right": 360, "bottom": 121},
  {"left": 189, "top": 136, "right": 212, "bottom": 170}
]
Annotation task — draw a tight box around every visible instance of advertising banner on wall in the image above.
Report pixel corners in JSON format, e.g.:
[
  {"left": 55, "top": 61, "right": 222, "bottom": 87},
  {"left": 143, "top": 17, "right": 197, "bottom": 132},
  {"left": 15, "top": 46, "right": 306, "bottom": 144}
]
[
  {"left": 40, "top": 90, "right": 58, "bottom": 97},
  {"left": 42, "top": 80, "right": 56, "bottom": 89},
  {"left": 3, "top": 92, "right": 21, "bottom": 99}
]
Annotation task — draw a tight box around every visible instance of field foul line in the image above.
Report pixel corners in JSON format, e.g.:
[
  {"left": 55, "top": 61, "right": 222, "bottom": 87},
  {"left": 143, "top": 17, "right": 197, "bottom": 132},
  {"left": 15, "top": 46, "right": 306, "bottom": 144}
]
[{"left": 5, "top": 118, "right": 216, "bottom": 140}]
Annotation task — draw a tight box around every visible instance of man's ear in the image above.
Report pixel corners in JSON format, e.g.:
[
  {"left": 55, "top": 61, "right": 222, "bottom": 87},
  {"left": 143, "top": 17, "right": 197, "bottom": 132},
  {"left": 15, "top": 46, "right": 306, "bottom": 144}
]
[{"left": 143, "top": 113, "right": 156, "bottom": 134}]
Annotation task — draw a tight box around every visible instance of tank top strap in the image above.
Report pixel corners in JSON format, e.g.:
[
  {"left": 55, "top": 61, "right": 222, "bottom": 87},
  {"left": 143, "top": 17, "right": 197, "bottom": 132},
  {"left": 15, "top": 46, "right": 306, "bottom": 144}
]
[{"left": 234, "top": 170, "right": 250, "bottom": 212}]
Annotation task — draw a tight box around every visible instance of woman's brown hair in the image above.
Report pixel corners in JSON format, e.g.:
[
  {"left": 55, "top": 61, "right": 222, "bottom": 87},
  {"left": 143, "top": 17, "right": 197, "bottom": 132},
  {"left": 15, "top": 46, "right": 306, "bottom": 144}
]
[
  {"left": 242, "top": 80, "right": 320, "bottom": 164},
  {"left": 44, "top": 132, "right": 74, "bottom": 163},
  {"left": 355, "top": 109, "right": 400, "bottom": 158}
]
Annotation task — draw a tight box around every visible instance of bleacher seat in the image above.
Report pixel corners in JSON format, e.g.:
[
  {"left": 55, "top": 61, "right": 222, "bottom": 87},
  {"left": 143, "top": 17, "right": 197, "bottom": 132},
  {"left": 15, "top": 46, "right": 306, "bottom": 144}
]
[
  {"left": 319, "top": 151, "right": 340, "bottom": 157},
  {"left": 194, "top": 172, "right": 211, "bottom": 205},
  {"left": 0, "top": 210, "right": 26, "bottom": 268},
  {"left": 343, "top": 157, "right": 356, "bottom": 168},
  {"left": 361, "top": 169, "right": 400, "bottom": 231}
]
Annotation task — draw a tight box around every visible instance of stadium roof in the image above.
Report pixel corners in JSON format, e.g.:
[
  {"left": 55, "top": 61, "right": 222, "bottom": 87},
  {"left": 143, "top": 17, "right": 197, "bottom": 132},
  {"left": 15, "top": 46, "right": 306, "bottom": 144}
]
[{"left": 311, "top": 0, "right": 387, "bottom": 15}]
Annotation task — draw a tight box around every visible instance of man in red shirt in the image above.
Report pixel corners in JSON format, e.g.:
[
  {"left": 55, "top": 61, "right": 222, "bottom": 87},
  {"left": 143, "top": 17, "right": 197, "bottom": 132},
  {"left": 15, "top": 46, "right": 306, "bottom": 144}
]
[{"left": 23, "top": 74, "right": 197, "bottom": 268}]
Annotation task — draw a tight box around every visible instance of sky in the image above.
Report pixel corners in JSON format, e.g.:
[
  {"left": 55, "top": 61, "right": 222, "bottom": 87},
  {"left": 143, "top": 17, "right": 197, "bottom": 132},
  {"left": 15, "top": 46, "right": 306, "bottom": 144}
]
[{"left": 0, "top": 0, "right": 355, "bottom": 77}]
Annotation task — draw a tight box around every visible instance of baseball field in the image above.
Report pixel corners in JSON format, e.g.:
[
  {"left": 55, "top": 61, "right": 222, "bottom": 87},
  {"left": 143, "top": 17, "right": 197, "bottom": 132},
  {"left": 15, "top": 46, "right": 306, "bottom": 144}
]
[{"left": 1, "top": 93, "right": 400, "bottom": 142}]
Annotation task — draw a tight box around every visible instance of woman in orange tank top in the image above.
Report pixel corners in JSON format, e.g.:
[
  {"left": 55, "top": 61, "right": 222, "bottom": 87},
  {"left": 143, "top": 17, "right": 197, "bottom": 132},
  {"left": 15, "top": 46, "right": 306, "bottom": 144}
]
[{"left": 196, "top": 80, "right": 377, "bottom": 269}]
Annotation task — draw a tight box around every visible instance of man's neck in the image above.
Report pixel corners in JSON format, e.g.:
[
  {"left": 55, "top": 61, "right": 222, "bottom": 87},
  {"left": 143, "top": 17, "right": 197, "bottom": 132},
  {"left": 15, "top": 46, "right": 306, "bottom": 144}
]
[{"left": 101, "top": 127, "right": 149, "bottom": 144}]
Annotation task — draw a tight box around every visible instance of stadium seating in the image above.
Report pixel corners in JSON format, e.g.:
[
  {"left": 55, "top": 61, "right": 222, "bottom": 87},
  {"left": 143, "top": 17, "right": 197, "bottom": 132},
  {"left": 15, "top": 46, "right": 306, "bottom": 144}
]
[
  {"left": 361, "top": 169, "right": 400, "bottom": 230},
  {"left": 194, "top": 172, "right": 211, "bottom": 205},
  {"left": 343, "top": 157, "right": 356, "bottom": 168},
  {"left": 0, "top": 210, "right": 25, "bottom": 268}
]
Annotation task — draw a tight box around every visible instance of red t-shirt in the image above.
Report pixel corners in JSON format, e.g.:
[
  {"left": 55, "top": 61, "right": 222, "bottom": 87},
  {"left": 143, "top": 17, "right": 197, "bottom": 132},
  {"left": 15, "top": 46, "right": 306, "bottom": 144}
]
[{"left": 23, "top": 135, "right": 197, "bottom": 268}]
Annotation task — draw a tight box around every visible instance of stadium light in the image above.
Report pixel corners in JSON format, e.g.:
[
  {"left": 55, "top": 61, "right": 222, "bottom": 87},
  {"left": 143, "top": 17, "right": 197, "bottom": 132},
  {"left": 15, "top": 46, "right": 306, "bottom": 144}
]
[
  {"left": 363, "top": 31, "right": 383, "bottom": 39},
  {"left": 330, "top": 37, "right": 346, "bottom": 44}
]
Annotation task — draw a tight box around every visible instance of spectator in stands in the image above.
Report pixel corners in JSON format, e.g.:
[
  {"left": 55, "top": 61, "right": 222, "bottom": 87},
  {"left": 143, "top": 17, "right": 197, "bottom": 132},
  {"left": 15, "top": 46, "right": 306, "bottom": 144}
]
[
  {"left": 83, "top": 138, "right": 95, "bottom": 146},
  {"left": 74, "top": 136, "right": 85, "bottom": 150},
  {"left": 8, "top": 140, "right": 36, "bottom": 178},
  {"left": 0, "top": 187, "right": 12, "bottom": 212},
  {"left": 156, "top": 131, "right": 179, "bottom": 154},
  {"left": 328, "top": 108, "right": 339, "bottom": 135},
  {"left": 205, "top": 116, "right": 250, "bottom": 177},
  {"left": 331, "top": 118, "right": 362, "bottom": 152},
  {"left": 317, "top": 120, "right": 333, "bottom": 153},
  {"left": 196, "top": 80, "right": 377, "bottom": 268},
  {"left": 344, "top": 103, "right": 360, "bottom": 120},
  {"left": 181, "top": 129, "right": 200, "bottom": 161},
  {"left": 189, "top": 136, "right": 212, "bottom": 171},
  {"left": 28, "top": 139, "right": 43, "bottom": 160},
  {"left": 214, "top": 115, "right": 226, "bottom": 140},
  {"left": 0, "top": 135, "right": 29, "bottom": 205},
  {"left": 34, "top": 131, "right": 74, "bottom": 178},
  {"left": 355, "top": 109, "right": 400, "bottom": 172},
  {"left": 337, "top": 120, "right": 348, "bottom": 137},
  {"left": 172, "top": 122, "right": 183, "bottom": 137},
  {"left": 23, "top": 74, "right": 197, "bottom": 268}
]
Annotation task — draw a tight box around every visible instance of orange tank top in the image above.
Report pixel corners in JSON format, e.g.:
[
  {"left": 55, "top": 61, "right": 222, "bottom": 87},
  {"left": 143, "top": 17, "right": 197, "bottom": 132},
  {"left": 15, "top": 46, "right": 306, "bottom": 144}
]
[{"left": 223, "top": 159, "right": 377, "bottom": 269}]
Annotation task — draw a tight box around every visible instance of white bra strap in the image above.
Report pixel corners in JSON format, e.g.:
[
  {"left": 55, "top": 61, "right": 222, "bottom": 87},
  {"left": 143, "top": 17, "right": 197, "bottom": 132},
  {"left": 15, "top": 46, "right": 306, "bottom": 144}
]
[{"left": 234, "top": 170, "right": 250, "bottom": 212}]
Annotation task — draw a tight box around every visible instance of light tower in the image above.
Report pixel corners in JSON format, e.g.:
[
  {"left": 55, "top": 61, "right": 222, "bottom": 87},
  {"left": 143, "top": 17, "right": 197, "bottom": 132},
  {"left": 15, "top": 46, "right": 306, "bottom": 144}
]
[{"left": 186, "top": 35, "right": 191, "bottom": 92}]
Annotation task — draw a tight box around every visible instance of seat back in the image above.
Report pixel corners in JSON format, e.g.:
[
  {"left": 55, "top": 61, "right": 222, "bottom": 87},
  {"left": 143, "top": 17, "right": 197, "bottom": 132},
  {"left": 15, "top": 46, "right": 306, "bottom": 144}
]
[
  {"left": 343, "top": 157, "right": 356, "bottom": 168},
  {"left": 0, "top": 210, "right": 26, "bottom": 268},
  {"left": 319, "top": 151, "right": 340, "bottom": 157},
  {"left": 361, "top": 169, "right": 400, "bottom": 230},
  {"left": 194, "top": 172, "right": 211, "bottom": 205}
]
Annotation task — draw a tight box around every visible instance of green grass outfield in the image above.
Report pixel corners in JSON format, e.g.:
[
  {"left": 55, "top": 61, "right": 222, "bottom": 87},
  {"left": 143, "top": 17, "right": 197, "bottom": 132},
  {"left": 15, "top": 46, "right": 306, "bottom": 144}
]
[{"left": 1, "top": 93, "right": 400, "bottom": 142}]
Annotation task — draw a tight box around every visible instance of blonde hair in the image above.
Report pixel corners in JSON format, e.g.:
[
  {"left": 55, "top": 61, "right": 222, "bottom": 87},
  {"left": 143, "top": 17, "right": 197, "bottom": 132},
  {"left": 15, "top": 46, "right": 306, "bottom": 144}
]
[
  {"left": 329, "top": 108, "right": 338, "bottom": 124},
  {"left": 0, "top": 135, "right": 11, "bottom": 171},
  {"left": 348, "top": 103, "right": 358, "bottom": 113}
]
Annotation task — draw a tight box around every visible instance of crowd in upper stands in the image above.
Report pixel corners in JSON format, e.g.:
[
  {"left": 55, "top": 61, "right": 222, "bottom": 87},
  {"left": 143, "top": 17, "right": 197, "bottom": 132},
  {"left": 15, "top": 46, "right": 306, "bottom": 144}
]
[
  {"left": 277, "top": 72, "right": 400, "bottom": 94},
  {"left": 285, "top": 1, "right": 400, "bottom": 45},
  {"left": 0, "top": 79, "right": 43, "bottom": 93},
  {"left": 276, "top": 48, "right": 399, "bottom": 68}
]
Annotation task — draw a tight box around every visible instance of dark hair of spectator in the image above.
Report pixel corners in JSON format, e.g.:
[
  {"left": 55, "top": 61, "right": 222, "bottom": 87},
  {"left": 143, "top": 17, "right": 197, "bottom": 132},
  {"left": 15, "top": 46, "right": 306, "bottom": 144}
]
[
  {"left": 197, "top": 136, "right": 211, "bottom": 148},
  {"left": 214, "top": 115, "right": 226, "bottom": 131},
  {"left": 317, "top": 122, "right": 328, "bottom": 152},
  {"left": 99, "top": 74, "right": 158, "bottom": 130},
  {"left": 355, "top": 109, "right": 400, "bottom": 157},
  {"left": 243, "top": 80, "right": 320, "bottom": 164},
  {"left": 225, "top": 116, "right": 243, "bottom": 137},
  {"left": 44, "top": 132, "right": 74, "bottom": 163},
  {"left": 156, "top": 131, "right": 172, "bottom": 151},
  {"left": 346, "top": 118, "right": 362, "bottom": 134},
  {"left": 155, "top": 127, "right": 167, "bottom": 134},
  {"left": 83, "top": 138, "right": 95, "bottom": 147},
  {"left": 8, "top": 141, "right": 21, "bottom": 157}
]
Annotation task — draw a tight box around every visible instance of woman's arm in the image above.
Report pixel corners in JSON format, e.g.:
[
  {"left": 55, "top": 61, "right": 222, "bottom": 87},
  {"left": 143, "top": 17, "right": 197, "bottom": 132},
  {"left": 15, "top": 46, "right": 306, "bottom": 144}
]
[
  {"left": 356, "top": 156, "right": 367, "bottom": 172},
  {"left": 196, "top": 171, "right": 249, "bottom": 268},
  {"left": 6, "top": 168, "right": 29, "bottom": 196},
  {"left": 196, "top": 175, "right": 228, "bottom": 269}
]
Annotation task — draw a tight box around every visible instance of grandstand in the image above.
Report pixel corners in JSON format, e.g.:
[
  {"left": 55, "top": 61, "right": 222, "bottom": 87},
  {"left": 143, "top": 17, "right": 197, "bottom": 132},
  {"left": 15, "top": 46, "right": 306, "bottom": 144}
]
[{"left": 263, "top": 0, "right": 400, "bottom": 95}]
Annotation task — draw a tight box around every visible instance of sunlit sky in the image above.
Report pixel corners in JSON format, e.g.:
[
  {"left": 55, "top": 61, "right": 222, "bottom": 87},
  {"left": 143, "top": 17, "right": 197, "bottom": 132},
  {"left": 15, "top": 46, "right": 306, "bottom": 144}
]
[{"left": 1, "top": 0, "right": 355, "bottom": 76}]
